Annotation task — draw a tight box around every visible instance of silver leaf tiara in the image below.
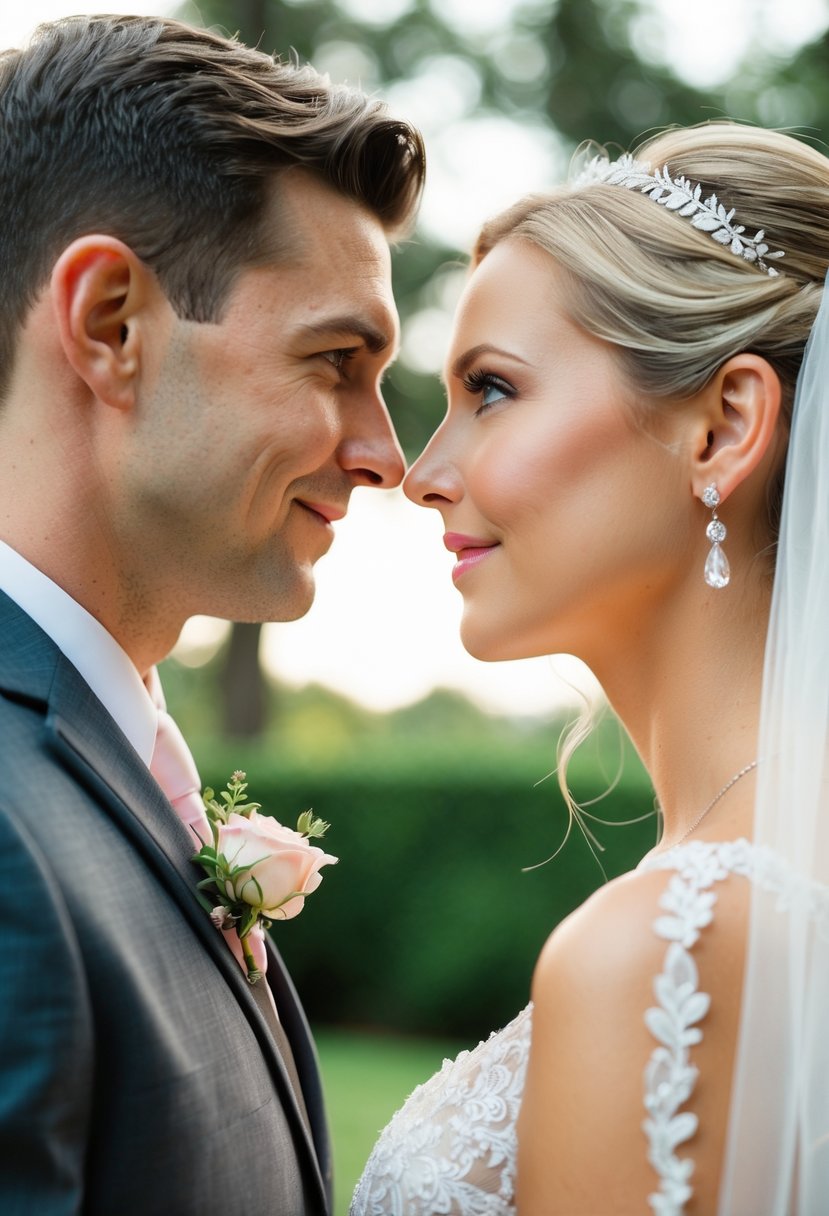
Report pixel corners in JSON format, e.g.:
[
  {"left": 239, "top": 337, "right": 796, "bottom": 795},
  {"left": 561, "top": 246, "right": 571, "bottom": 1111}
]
[{"left": 571, "top": 153, "right": 785, "bottom": 277}]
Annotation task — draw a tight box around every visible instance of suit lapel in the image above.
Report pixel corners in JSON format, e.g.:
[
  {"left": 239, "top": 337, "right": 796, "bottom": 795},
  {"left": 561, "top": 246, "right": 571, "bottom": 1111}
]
[
  {"left": 267, "top": 939, "right": 333, "bottom": 1204},
  {"left": 0, "top": 597, "right": 328, "bottom": 1212}
]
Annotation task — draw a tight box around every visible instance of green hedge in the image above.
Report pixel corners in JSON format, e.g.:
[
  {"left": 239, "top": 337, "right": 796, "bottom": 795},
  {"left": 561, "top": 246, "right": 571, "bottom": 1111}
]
[{"left": 195, "top": 741, "right": 657, "bottom": 1040}]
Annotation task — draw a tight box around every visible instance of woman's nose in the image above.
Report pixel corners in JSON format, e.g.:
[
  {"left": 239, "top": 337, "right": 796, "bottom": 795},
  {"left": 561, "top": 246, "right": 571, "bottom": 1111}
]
[{"left": 403, "top": 414, "right": 463, "bottom": 508}]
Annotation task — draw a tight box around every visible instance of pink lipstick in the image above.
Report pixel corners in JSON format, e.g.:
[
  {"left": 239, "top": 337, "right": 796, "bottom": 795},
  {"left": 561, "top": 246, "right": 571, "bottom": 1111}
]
[{"left": 443, "top": 532, "right": 500, "bottom": 582}]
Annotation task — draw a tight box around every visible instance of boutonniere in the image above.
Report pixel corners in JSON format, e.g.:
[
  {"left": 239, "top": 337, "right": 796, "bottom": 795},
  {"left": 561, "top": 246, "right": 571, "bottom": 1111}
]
[{"left": 193, "top": 771, "right": 337, "bottom": 984}]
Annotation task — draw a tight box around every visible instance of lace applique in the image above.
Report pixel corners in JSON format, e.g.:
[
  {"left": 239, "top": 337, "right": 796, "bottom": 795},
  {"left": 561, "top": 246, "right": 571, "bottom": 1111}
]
[
  {"left": 349, "top": 1003, "right": 531, "bottom": 1216},
  {"left": 639, "top": 839, "right": 755, "bottom": 1215}
]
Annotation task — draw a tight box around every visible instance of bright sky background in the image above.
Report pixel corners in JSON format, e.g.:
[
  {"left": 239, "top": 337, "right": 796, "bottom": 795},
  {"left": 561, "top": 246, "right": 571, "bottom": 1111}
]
[{"left": 3, "top": 0, "right": 827, "bottom": 713}]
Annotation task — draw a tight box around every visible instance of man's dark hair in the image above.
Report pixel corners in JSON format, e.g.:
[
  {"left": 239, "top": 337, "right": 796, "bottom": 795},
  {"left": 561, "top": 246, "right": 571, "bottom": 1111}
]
[{"left": 0, "top": 14, "right": 426, "bottom": 397}]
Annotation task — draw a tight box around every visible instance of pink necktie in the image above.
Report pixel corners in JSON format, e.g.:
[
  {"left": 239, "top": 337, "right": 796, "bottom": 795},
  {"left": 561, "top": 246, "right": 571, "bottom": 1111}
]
[{"left": 146, "top": 667, "right": 270, "bottom": 986}]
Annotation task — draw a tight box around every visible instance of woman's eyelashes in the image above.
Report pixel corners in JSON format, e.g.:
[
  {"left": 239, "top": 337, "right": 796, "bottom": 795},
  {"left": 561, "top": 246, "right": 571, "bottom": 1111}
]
[{"left": 461, "top": 368, "right": 516, "bottom": 414}]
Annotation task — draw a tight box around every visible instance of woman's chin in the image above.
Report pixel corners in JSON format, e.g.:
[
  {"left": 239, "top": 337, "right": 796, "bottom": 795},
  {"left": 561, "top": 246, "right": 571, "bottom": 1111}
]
[{"left": 459, "top": 619, "right": 539, "bottom": 664}]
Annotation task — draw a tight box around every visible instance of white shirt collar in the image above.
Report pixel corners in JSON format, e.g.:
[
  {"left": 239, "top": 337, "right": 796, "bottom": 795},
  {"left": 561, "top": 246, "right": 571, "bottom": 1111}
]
[{"left": 0, "top": 540, "right": 156, "bottom": 764}]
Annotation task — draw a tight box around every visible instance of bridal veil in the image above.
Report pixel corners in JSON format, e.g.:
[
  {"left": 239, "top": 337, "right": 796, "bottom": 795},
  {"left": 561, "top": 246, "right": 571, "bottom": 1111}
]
[{"left": 721, "top": 274, "right": 829, "bottom": 1212}]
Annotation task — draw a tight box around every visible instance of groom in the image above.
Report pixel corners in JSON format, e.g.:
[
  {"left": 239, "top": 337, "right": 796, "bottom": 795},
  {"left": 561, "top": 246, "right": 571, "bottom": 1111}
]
[{"left": 0, "top": 14, "right": 423, "bottom": 1215}]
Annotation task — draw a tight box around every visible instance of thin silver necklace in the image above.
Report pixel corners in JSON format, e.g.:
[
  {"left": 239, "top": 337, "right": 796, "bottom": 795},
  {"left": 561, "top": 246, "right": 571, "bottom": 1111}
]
[{"left": 670, "top": 759, "right": 759, "bottom": 847}]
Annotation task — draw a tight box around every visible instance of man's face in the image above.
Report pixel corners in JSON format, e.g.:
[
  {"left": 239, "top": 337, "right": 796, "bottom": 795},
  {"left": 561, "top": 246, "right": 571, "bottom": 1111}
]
[{"left": 116, "top": 172, "right": 404, "bottom": 628}]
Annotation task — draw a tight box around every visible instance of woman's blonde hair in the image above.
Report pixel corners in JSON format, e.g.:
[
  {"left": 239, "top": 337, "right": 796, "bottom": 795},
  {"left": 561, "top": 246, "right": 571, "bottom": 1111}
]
[
  {"left": 477, "top": 122, "right": 829, "bottom": 532},
  {"left": 474, "top": 121, "right": 829, "bottom": 848}
]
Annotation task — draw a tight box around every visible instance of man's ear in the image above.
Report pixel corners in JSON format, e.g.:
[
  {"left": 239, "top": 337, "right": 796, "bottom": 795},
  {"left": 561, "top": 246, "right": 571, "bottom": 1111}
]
[
  {"left": 50, "top": 236, "right": 154, "bottom": 410},
  {"left": 688, "top": 353, "right": 782, "bottom": 504}
]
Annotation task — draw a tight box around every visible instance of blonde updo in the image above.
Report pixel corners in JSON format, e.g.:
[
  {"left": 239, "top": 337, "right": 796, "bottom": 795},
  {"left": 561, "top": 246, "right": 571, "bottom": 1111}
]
[{"left": 475, "top": 122, "right": 829, "bottom": 535}]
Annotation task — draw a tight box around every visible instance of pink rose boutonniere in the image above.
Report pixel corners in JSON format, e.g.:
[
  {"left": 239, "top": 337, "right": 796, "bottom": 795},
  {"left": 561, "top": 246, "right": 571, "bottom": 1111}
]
[{"left": 193, "top": 771, "right": 337, "bottom": 984}]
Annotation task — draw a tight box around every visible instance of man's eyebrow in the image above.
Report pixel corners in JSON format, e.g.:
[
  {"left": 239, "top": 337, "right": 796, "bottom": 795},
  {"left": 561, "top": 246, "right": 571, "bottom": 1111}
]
[
  {"left": 297, "top": 315, "right": 395, "bottom": 355},
  {"left": 447, "top": 344, "right": 530, "bottom": 384}
]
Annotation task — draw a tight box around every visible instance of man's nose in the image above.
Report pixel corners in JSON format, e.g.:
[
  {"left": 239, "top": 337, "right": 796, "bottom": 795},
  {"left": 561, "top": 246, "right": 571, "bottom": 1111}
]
[{"left": 338, "top": 392, "right": 406, "bottom": 488}]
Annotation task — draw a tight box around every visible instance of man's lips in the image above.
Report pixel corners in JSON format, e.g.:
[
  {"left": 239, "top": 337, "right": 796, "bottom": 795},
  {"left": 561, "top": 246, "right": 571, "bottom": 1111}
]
[
  {"left": 296, "top": 500, "right": 347, "bottom": 525},
  {"left": 443, "top": 532, "right": 500, "bottom": 581}
]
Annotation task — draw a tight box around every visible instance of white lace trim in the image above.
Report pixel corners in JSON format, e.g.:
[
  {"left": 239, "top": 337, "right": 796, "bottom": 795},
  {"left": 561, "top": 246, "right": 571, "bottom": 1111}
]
[
  {"left": 349, "top": 1003, "right": 531, "bottom": 1216},
  {"left": 639, "top": 839, "right": 755, "bottom": 1215}
]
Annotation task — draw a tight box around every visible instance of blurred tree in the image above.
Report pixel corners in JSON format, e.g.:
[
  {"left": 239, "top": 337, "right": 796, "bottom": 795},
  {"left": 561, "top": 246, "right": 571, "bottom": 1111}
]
[
  {"left": 237, "top": 0, "right": 267, "bottom": 42},
  {"left": 220, "top": 620, "right": 267, "bottom": 738},
  {"left": 725, "top": 20, "right": 829, "bottom": 135},
  {"left": 540, "top": 0, "right": 713, "bottom": 146}
]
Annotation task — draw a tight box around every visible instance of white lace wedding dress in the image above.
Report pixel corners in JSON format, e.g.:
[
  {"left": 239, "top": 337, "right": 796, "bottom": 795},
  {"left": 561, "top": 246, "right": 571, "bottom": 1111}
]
[{"left": 350, "top": 838, "right": 791, "bottom": 1216}]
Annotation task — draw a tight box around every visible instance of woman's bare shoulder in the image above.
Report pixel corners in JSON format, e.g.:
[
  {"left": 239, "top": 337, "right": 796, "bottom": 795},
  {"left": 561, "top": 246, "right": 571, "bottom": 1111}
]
[
  {"left": 537, "top": 865, "right": 673, "bottom": 983},
  {"left": 516, "top": 859, "right": 750, "bottom": 1215},
  {"left": 534, "top": 849, "right": 751, "bottom": 999}
]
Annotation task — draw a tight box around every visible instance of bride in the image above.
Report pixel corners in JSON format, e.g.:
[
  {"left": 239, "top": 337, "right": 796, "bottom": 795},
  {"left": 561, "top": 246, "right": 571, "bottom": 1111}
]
[{"left": 351, "top": 121, "right": 829, "bottom": 1214}]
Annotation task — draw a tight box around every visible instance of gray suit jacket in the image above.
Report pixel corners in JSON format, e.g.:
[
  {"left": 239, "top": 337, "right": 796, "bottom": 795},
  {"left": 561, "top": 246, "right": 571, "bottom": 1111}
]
[{"left": 0, "top": 592, "right": 331, "bottom": 1215}]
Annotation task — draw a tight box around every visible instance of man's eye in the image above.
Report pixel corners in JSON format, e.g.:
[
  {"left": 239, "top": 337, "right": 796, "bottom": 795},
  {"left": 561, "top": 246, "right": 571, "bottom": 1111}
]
[{"left": 321, "top": 348, "right": 357, "bottom": 372}]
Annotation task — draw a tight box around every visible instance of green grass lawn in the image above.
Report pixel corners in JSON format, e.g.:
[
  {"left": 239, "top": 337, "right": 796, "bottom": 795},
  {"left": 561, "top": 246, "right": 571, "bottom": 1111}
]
[{"left": 315, "top": 1027, "right": 468, "bottom": 1215}]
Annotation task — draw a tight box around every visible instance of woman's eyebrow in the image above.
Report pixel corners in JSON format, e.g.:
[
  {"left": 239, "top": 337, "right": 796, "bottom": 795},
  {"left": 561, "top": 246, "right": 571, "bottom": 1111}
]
[{"left": 447, "top": 344, "right": 530, "bottom": 383}]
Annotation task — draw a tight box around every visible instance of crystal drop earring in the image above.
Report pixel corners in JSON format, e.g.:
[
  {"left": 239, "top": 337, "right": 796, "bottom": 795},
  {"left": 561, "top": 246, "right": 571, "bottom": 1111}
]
[{"left": 701, "top": 483, "right": 729, "bottom": 589}]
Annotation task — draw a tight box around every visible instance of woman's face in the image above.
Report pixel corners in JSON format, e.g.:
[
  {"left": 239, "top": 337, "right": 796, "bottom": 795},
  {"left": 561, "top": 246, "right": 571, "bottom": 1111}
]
[{"left": 403, "top": 238, "right": 690, "bottom": 667}]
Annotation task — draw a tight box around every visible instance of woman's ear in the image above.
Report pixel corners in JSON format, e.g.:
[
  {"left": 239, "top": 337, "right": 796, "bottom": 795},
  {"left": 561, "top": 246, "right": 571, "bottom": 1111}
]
[
  {"left": 50, "top": 235, "right": 152, "bottom": 411},
  {"left": 688, "top": 353, "right": 782, "bottom": 504}
]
